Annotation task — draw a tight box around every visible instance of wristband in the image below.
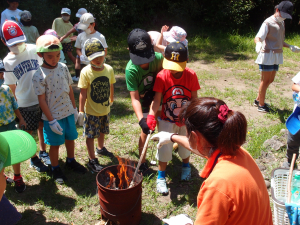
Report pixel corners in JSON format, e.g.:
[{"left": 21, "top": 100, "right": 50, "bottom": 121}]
[{"left": 170, "top": 133, "right": 178, "bottom": 143}]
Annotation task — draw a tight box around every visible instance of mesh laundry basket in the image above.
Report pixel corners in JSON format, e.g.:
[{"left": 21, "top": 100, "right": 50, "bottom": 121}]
[{"left": 271, "top": 168, "right": 300, "bottom": 225}]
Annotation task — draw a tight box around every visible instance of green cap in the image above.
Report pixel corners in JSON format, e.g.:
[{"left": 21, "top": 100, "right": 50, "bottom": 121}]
[
  {"left": 36, "top": 35, "right": 63, "bottom": 53},
  {"left": 0, "top": 130, "right": 37, "bottom": 171}
]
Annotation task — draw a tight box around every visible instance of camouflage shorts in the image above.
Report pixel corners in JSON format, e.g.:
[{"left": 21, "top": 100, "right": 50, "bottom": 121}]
[{"left": 83, "top": 113, "right": 110, "bottom": 138}]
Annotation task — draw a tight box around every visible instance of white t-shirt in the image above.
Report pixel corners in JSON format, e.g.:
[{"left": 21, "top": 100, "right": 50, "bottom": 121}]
[
  {"left": 75, "top": 31, "right": 108, "bottom": 65},
  {"left": 32, "top": 62, "right": 74, "bottom": 121},
  {"left": 3, "top": 44, "right": 42, "bottom": 107},
  {"left": 292, "top": 72, "right": 300, "bottom": 111},
  {"left": 1, "top": 8, "right": 22, "bottom": 27},
  {"left": 255, "top": 16, "right": 284, "bottom": 65}
]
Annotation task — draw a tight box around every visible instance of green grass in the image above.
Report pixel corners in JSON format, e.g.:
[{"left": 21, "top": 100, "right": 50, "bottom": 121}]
[{"left": 3, "top": 30, "right": 300, "bottom": 224}]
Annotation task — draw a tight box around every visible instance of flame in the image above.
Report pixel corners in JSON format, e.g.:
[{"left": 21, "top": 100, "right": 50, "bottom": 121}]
[
  {"left": 117, "top": 157, "right": 131, "bottom": 189},
  {"left": 105, "top": 170, "right": 114, "bottom": 188},
  {"left": 105, "top": 157, "right": 132, "bottom": 189}
]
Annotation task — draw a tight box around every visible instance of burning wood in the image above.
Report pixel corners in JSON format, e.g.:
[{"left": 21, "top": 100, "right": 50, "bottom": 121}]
[{"left": 105, "top": 157, "right": 135, "bottom": 190}]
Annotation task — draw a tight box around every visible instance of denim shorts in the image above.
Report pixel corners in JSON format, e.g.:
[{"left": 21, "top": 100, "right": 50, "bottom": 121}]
[
  {"left": 43, "top": 114, "right": 78, "bottom": 146},
  {"left": 259, "top": 64, "right": 279, "bottom": 72}
]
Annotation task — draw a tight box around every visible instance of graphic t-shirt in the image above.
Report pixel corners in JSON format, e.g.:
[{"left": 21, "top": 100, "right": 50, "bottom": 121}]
[
  {"left": 3, "top": 44, "right": 42, "bottom": 107},
  {"left": 52, "top": 18, "right": 73, "bottom": 44},
  {"left": 0, "top": 85, "right": 18, "bottom": 126},
  {"left": 125, "top": 52, "right": 164, "bottom": 112},
  {"left": 153, "top": 67, "right": 200, "bottom": 124},
  {"left": 22, "top": 26, "right": 39, "bottom": 44},
  {"left": 74, "top": 31, "right": 108, "bottom": 64},
  {"left": 1, "top": 9, "right": 22, "bottom": 27},
  {"left": 32, "top": 62, "right": 74, "bottom": 121},
  {"left": 78, "top": 64, "right": 116, "bottom": 116}
]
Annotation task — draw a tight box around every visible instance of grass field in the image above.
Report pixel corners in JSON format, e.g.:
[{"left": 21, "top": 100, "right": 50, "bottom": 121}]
[{"left": 2, "top": 30, "right": 300, "bottom": 224}]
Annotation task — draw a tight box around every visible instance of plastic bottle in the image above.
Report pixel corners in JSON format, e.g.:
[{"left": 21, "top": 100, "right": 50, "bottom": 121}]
[{"left": 291, "top": 172, "right": 300, "bottom": 204}]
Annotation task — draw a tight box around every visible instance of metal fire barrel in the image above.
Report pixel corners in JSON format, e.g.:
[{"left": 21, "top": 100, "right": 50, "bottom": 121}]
[{"left": 96, "top": 165, "right": 143, "bottom": 225}]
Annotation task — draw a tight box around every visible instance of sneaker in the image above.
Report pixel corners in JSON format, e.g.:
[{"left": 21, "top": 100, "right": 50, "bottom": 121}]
[
  {"left": 30, "top": 157, "right": 49, "bottom": 172},
  {"left": 156, "top": 178, "right": 169, "bottom": 195},
  {"left": 257, "top": 104, "right": 270, "bottom": 113},
  {"left": 282, "top": 161, "right": 298, "bottom": 169},
  {"left": 39, "top": 151, "right": 51, "bottom": 166},
  {"left": 51, "top": 167, "right": 67, "bottom": 184},
  {"left": 14, "top": 177, "right": 26, "bottom": 193},
  {"left": 88, "top": 158, "right": 103, "bottom": 173},
  {"left": 96, "top": 147, "right": 114, "bottom": 158},
  {"left": 139, "top": 162, "right": 151, "bottom": 176},
  {"left": 65, "top": 159, "right": 87, "bottom": 174},
  {"left": 253, "top": 99, "right": 270, "bottom": 107},
  {"left": 5, "top": 174, "right": 14, "bottom": 185},
  {"left": 181, "top": 167, "right": 191, "bottom": 181},
  {"left": 72, "top": 76, "right": 79, "bottom": 82}
]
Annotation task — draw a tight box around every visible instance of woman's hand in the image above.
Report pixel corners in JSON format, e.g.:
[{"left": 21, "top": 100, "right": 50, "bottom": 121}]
[{"left": 151, "top": 131, "right": 173, "bottom": 149}]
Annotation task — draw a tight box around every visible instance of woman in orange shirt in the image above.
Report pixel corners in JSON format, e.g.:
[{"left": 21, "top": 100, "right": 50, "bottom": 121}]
[{"left": 151, "top": 97, "right": 273, "bottom": 225}]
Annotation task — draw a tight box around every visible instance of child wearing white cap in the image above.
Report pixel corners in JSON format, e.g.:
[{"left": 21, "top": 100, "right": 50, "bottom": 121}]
[
  {"left": 75, "top": 13, "right": 108, "bottom": 70},
  {"left": 33, "top": 35, "right": 87, "bottom": 184},
  {"left": 0, "top": 0, "right": 22, "bottom": 27},
  {"left": 60, "top": 8, "right": 88, "bottom": 82},
  {"left": 19, "top": 10, "right": 39, "bottom": 44},
  {"left": 149, "top": 25, "right": 188, "bottom": 54},
  {"left": 52, "top": 8, "right": 76, "bottom": 64}
]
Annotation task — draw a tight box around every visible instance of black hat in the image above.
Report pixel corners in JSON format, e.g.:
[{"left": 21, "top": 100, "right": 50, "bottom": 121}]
[
  {"left": 84, "top": 38, "right": 105, "bottom": 61},
  {"left": 278, "top": 1, "right": 293, "bottom": 19},
  {"left": 127, "top": 28, "right": 155, "bottom": 65},
  {"left": 163, "top": 42, "right": 187, "bottom": 71}
]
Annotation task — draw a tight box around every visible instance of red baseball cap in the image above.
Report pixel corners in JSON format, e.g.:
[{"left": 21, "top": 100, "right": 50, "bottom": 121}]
[{"left": 1, "top": 20, "right": 26, "bottom": 47}]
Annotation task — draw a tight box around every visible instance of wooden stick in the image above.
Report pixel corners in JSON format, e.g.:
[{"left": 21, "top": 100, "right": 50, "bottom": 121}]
[
  {"left": 129, "top": 131, "right": 152, "bottom": 188},
  {"left": 287, "top": 153, "right": 297, "bottom": 203}
]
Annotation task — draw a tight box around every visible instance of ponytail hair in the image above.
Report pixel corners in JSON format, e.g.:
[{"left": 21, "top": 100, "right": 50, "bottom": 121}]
[{"left": 179, "top": 97, "right": 247, "bottom": 155}]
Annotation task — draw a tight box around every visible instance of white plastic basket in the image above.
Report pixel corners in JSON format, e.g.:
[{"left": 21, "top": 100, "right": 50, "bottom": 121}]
[{"left": 271, "top": 168, "right": 300, "bottom": 225}]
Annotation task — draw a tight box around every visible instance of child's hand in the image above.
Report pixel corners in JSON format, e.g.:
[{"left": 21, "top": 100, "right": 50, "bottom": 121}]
[
  {"left": 19, "top": 118, "right": 26, "bottom": 130},
  {"left": 78, "top": 112, "right": 84, "bottom": 126},
  {"left": 70, "top": 36, "right": 77, "bottom": 42},
  {"left": 161, "top": 25, "right": 169, "bottom": 34}
]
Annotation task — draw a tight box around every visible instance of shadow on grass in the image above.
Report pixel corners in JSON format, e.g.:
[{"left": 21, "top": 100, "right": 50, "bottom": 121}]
[
  {"left": 19, "top": 209, "right": 68, "bottom": 225},
  {"left": 140, "top": 212, "right": 162, "bottom": 225},
  {"left": 5, "top": 176, "right": 76, "bottom": 212},
  {"left": 167, "top": 154, "right": 203, "bottom": 207},
  {"left": 270, "top": 107, "right": 292, "bottom": 123}
]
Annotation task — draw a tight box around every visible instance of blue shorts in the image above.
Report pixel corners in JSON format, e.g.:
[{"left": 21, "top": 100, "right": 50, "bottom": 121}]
[
  {"left": 259, "top": 64, "right": 279, "bottom": 72},
  {"left": 43, "top": 114, "right": 78, "bottom": 146}
]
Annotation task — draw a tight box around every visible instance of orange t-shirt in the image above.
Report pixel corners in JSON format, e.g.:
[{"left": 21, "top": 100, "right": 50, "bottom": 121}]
[{"left": 194, "top": 147, "right": 273, "bottom": 225}]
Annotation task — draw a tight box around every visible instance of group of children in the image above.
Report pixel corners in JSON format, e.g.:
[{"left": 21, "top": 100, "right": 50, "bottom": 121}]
[{"left": 0, "top": 7, "right": 192, "bottom": 199}]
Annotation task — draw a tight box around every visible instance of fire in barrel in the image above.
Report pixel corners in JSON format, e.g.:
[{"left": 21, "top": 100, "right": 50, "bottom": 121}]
[{"left": 96, "top": 157, "right": 143, "bottom": 225}]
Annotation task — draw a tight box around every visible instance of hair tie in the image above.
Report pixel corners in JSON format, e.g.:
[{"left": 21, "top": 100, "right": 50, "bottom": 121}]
[{"left": 218, "top": 104, "right": 232, "bottom": 124}]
